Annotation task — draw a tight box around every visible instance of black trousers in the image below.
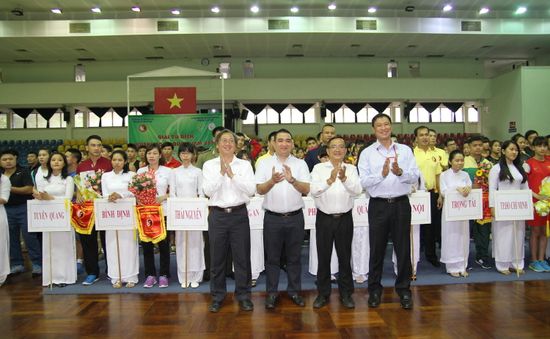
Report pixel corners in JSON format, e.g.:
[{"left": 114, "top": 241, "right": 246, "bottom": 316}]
[
  {"left": 368, "top": 197, "right": 412, "bottom": 295},
  {"left": 263, "top": 211, "right": 304, "bottom": 296},
  {"left": 80, "top": 228, "right": 107, "bottom": 276},
  {"left": 203, "top": 231, "right": 233, "bottom": 278},
  {"left": 142, "top": 238, "right": 170, "bottom": 277},
  {"left": 421, "top": 191, "right": 441, "bottom": 261},
  {"left": 315, "top": 210, "right": 354, "bottom": 298},
  {"left": 208, "top": 207, "right": 251, "bottom": 302}
]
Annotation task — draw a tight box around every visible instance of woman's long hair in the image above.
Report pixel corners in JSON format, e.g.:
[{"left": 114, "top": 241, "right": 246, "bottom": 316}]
[
  {"left": 498, "top": 140, "right": 527, "bottom": 183},
  {"left": 44, "top": 152, "right": 68, "bottom": 180}
]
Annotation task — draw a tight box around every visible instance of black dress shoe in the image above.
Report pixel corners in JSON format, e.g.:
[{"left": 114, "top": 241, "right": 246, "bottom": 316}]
[
  {"left": 208, "top": 301, "right": 222, "bottom": 313},
  {"left": 367, "top": 292, "right": 381, "bottom": 308},
  {"left": 428, "top": 258, "right": 441, "bottom": 267},
  {"left": 399, "top": 294, "right": 413, "bottom": 310},
  {"left": 265, "top": 295, "right": 277, "bottom": 309},
  {"left": 313, "top": 295, "right": 328, "bottom": 309},
  {"left": 290, "top": 294, "right": 305, "bottom": 307},
  {"left": 340, "top": 295, "right": 355, "bottom": 309},
  {"left": 239, "top": 299, "right": 254, "bottom": 311}
]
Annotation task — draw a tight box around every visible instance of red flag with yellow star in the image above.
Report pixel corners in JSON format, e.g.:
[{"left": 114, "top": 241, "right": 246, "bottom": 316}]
[{"left": 154, "top": 87, "right": 196, "bottom": 114}]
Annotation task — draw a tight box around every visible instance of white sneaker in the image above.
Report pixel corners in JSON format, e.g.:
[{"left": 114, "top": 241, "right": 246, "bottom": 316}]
[{"left": 190, "top": 281, "right": 199, "bottom": 288}]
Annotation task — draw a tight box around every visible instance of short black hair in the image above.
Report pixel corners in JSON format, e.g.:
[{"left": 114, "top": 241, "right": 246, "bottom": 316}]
[
  {"left": 235, "top": 132, "right": 245, "bottom": 137},
  {"left": 428, "top": 128, "right": 437, "bottom": 134},
  {"left": 102, "top": 145, "right": 112, "bottom": 152},
  {"left": 276, "top": 128, "right": 293, "bottom": 139},
  {"left": 448, "top": 149, "right": 464, "bottom": 166},
  {"left": 481, "top": 136, "right": 490, "bottom": 143},
  {"left": 444, "top": 138, "right": 456, "bottom": 147},
  {"left": 161, "top": 141, "right": 174, "bottom": 149},
  {"left": 178, "top": 142, "right": 196, "bottom": 156},
  {"left": 327, "top": 136, "right": 346, "bottom": 147},
  {"left": 468, "top": 134, "right": 484, "bottom": 144},
  {"left": 0, "top": 149, "right": 18, "bottom": 158},
  {"left": 212, "top": 126, "right": 224, "bottom": 137},
  {"left": 511, "top": 133, "right": 525, "bottom": 143},
  {"left": 525, "top": 130, "right": 538, "bottom": 140},
  {"left": 66, "top": 148, "right": 82, "bottom": 163},
  {"left": 371, "top": 113, "right": 392, "bottom": 127},
  {"left": 414, "top": 125, "right": 429, "bottom": 137},
  {"left": 127, "top": 143, "right": 137, "bottom": 151},
  {"left": 306, "top": 136, "right": 317, "bottom": 143},
  {"left": 27, "top": 151, "right": 38, "bottom": 157},
  {"left": 532, "top": 136, "right": 547, "bottom": 147},
  {"left": 86, "top": 135, "right": 102, "bottom": 144}
]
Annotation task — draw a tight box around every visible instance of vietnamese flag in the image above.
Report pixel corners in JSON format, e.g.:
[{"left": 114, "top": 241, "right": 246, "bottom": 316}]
[{"left": 154, "top": 87, "right": 196, "bottom": 114}]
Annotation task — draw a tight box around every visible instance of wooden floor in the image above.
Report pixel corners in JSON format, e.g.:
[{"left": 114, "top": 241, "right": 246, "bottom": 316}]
[{"left": 1, "top": 273, "right": 550, "bottom": 338}]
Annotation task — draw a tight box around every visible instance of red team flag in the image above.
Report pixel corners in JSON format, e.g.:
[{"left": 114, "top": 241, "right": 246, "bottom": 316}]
[{"left": 154, "top": 87, "right": 197, "bottom": 114}]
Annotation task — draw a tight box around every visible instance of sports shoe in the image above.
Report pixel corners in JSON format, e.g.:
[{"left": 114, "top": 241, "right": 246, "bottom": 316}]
[
  {"left": 82, "top": 274, "right": 99, "bottom": 285},
  {"left": 31, "top": 264, "right": 42, "bottom": 275},
  {"left": 538, "top": 260, "right": 550, "bottom": 272},
  {"left": 529, "top": 261, "right": 544, "bottom": 273},
  {"left": 10, "top": 265, "right": 25, "bottom": 275},
  {"left": 475, "top": 259, "right": 492, "bottom": 270},
  {"left": 159, "top": 275, "right": 169, "bottom": 288},
  {"left": 143, "top": 275, "right": 157, "bottom": 288},
  {"left": 190, "top": 281, "right": 199, "bottom": 288}
]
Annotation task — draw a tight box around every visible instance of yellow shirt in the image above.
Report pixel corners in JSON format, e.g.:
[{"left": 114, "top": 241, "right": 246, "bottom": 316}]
[
  {"left": 414, "top": 146, "right": 442, "bottom": 191},
  {"left": 434, "top": 147, "right": 448, "bottom": 170},
  {"left": 254, "top": 151, "right": 273, "bottom": 168}
]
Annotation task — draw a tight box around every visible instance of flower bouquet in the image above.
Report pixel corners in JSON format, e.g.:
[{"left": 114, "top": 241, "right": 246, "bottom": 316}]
[
  {"left": 534, "top": 178, "right": 550, "bottom": 236},
  {"left": 128, "top": 171, "right": 158, "bottom": 206},
  {"left": 74, "top": 170, "right": 104, "bottom": 201},
  {"left": 474, "top": 160, "right": 492, "bottom": 224}
]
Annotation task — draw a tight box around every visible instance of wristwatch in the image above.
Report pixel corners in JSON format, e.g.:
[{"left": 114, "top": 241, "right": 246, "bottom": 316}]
[{"left": 289, "top": 177, "right": 296, "bottom": 184}]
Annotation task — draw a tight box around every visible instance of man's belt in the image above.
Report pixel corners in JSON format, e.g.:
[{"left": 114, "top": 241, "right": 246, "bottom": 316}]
[
  {"left": 371, "top": 195, "right": 408, "bottom": 203},
  {"left": 265, "top": 209, "right": 302, "bottom": 217},
  {"left": 209, "top": 204, "right": 246, "bottom": 213},
  {"left": 318, "top": 209, "right": 352, "bottom": 218}
]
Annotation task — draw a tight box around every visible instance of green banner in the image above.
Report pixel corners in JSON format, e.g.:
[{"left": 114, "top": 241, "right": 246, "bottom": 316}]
[{"left": 128, "top": 113, "right": 222, "bottom": 147}]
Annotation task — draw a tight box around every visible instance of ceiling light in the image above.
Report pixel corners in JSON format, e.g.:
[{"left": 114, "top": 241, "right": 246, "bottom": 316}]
[
  {"left": 443, "top": 4, "right": 452, "bottom": 12},
  {"left": 290, "top": 6, "right": 299, "bottom": 13},
  {"left": 250, "top": 5, "right": 259, "bottom": 13},
  {"left": 328, "top": 3, "right": 337, "bottom": 11},
  {"left": 211, "top": 6, "right": 220, "bottom": 13},
  {"left": 515, "top": 6, "right": 527, "bottom": 14},
  {"left": 91, "top": 7, "right": 101, "bottom": 13},
  {"left": 171, "top": 9, "right": 180, "bottom": 15},
  {"left": 479, "top": 7, "right": 489, "bottom": 14},
  {"left": 131, "top": 6, "right": 141, "bottom": 12},
  {"left": 51, "top": 8, "right": 62, "bottom": 14},
  {"left": 368, "top": 7, "right": 377, "bottom": 14}
]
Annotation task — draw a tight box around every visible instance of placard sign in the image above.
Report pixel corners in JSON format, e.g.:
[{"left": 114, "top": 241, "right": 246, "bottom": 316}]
[
  {"left": 94, "top": 198, "right": 136, "bottom": 231},
  {"left": 493, "top": 189, "right": 534, "bottom": 221},
  {"left": 352, "top": 197, "right": 370, "bottom": 227},
  {"left": 444, "top": 188, "right": 483, "bottom": 221},
  {"left": 303, "top": 197, "right": 317, "bottom": 230},
  {"left": 410, "top": 192, "right": 431, "bottom": 224},
  {"left": 247, "top": 196, "right": 265, "bottom": 230},
  {"left": 166, "top": 197, "right": 208, "bottom": 231},
  {"left": 27, "top": 199, "right": 71, "bottom": 232}
]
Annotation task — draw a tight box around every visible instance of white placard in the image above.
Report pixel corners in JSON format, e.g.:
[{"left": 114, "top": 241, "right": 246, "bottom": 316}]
[
  {"left": 94, "top": 198, "right": 136, "bottom": 231},
  {"left": 27, "top": 199, "right": 71, "bottom": 232},
  {"left": 410, "top": 191, "right": 431, "bottom": 225},
  {"left": 247, "top": 196, "right": 265, "bottom": 230},
  {"left": 493, "top": 189, "right": 534, "bottom": 221},
  {"left": 166, "top": 197, "right": 209, "bottom": 231},
  {"left": 303, "top": 197, "right": 317, "bottom": 230},
  {"left": 352, "top": 197, "right": 370, "bottom": 227},
  {"left": 444, "top": 188, "right": 483, "bottom": 221}
]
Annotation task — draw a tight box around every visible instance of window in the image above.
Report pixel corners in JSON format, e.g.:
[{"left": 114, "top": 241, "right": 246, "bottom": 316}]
[
  {"left": 49, "top": 112, "right": 67, "bottom": 128},
  {"left": 101, "top": 110, "right": 123, "bottom": 127},
  {"left": 467, "top": 107, "right": 479, "bottom": 122},
  {"left": 242, "top": 105, "right": 312, "bottom": 125},
  {"left": 0, "top": 113, "right": 7, "bottom": 129},
  {"left": 325, "top": 106, "right": 356, "bottom": 123},
  {"left": 326, "top": 105, "right": 397, "bottom": 124},
  {"left": 26, "top": 112, "right": 47, "bottom": 128},
  {"left": 124, "top": 109, "right": 143, "bottom": 126},
  {"left": 11, "top": 113, "right": 24, "bottom": 128},
  {"left": 74, "top": 111, "right": 85, "bottom": 128}
]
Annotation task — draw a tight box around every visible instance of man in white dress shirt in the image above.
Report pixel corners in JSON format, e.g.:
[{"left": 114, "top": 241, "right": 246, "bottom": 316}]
[
  {"left": 358, "top": 113, "right": 420, "bottom": 310},
  {"left": 202, "top": 129, "right": 256, "bottom": 313},
  {"left": 256, "top": 129, "right": 311, "bottom": 309},
  {"left": 310, "top": 136, "right": 363, "bottom": 309}
]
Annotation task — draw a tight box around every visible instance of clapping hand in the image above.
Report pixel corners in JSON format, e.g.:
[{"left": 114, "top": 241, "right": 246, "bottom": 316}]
[
  {"left": 270, "top": 166, "right": 285, "bottom": 184},
  {"left": 390, "top": 155, "right": 402, "bottom": 176},
  {"left": 382, "top": 158, "right": 390, "bottom": 177},
  {"left": 282, "top": 164, "right": 294, "bottom": 182},
  {"left": 220, "top": 159, "right": 234, "bottom": 178},
  {"left": 337, "top": 163, "right": 347, "bottom": 182}
]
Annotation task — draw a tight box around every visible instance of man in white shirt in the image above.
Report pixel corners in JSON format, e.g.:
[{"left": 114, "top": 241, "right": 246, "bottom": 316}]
[
  {"left": 255, "top": 129, "right": 311, "bottom": 309},
  {"left": 358, "top": 113, "right": 420, "bottom": 310},
  {"left": 202, "top": 129, "right": 256, "bottom": 313},
  {"left": 310, "top": 136, "right": 363, "bottom": 309}
]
